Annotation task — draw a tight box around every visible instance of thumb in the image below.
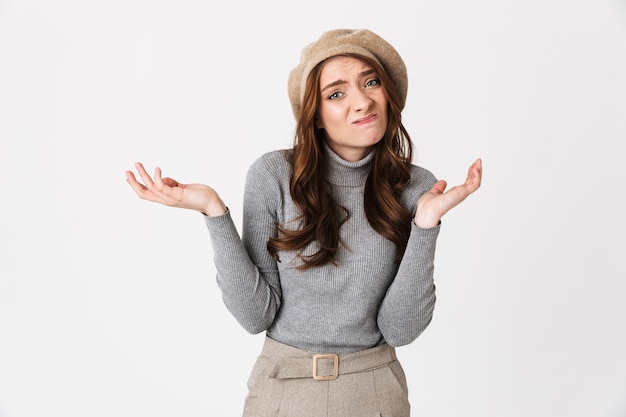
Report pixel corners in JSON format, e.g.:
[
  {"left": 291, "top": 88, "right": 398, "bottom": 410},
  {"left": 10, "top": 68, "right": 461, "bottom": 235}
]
[
  {"left": 162, "top": 177, "right": 179, "bottom": 187},
  {"left": 429, "top": 180, "right": 447, "bottom": 195}
]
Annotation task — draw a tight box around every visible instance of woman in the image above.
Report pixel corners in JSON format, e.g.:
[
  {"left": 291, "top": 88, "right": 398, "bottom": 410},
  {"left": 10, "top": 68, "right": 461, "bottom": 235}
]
[{"left": 126, "top": 29, "right": 482, "bottom": 417}]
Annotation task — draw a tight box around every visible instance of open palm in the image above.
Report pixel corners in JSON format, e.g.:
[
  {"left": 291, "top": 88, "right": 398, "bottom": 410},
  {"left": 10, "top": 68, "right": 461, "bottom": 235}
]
[
  {"left": 414, "top": 158, "right": 482, "bottom": 228},
  {"left": 126, "top": 162, "right": 226, "bottom": 216}
]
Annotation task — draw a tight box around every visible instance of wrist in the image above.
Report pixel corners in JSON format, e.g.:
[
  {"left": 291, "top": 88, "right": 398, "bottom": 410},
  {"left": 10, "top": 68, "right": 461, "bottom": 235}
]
[
  {"left": 413, "top": 216, "right": 440, "bottom": 229},
  {"left": 202, "top": 199, "right": 227, "bottom": 217}
]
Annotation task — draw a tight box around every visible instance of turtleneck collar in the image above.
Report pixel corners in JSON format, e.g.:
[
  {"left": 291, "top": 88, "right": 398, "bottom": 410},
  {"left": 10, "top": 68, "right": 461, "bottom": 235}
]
[{"left": 323, "top": 141, "right": 374, "bottom": 187}]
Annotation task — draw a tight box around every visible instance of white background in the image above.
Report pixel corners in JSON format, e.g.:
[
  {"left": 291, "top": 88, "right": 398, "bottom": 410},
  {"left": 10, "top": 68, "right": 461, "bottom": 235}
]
[{"left": 1, "top": 0, "right": 625, "bottom": 416}]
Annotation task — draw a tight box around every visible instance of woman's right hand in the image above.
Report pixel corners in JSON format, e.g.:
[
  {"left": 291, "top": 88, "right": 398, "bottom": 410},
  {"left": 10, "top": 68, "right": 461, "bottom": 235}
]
[{"left": 125, "top": 162, "right": 227, "bottom": 217}]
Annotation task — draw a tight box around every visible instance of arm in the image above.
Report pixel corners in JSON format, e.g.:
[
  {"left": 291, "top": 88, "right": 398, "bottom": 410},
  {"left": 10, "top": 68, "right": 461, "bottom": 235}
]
[
  {"left": 377, "top": 159, "right": 483, "bottom": 346},
  {"left": 377, "top": 224, "right": 439, "bottom": 346},
  {"left": 204, "top": 155, "right": 283, "bottom": 333},
  {"left": 126, "top": 160, "right": 282, "bottom": 334}
]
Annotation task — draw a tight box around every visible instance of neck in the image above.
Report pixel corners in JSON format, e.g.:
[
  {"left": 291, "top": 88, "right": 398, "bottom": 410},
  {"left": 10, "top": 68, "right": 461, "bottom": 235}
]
[{"left": 323, "top": 141, "right": 374, "bottom": 187}]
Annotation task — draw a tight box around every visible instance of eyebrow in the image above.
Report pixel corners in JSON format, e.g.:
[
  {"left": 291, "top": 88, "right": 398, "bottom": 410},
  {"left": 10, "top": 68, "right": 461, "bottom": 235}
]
[{"left": 320, "top": 68, "right": 377, "bottom": 93}]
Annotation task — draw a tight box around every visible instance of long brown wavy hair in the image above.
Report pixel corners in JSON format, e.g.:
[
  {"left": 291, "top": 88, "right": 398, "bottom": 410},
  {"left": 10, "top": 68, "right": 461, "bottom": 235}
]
[{"left": 267, "top": 54, "right": 414, "bottom": 270}]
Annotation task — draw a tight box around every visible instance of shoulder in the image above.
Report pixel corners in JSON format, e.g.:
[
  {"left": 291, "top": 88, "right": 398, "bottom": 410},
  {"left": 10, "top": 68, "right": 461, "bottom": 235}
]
[
  {"left": 248, "top": 149, "right": 292, "bottom": 178},
  {"left": 400, "top": 163, "right": 438, "bottom": 209},
  {"left": 408, "top": 163, "right": 437, "bottom": 189},
  {"left": 244, "top": 149, "right": 292, "bottom": 199}
]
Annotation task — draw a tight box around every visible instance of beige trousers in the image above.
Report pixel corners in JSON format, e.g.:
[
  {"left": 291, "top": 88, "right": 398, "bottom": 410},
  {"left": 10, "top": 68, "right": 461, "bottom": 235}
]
[{"left": 242, "top": 337, "right": 411, "bottom": 417}]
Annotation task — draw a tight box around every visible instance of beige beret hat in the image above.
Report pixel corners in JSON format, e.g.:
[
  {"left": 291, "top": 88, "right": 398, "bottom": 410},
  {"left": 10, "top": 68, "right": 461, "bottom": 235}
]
[{"left": 288, "top": 29, "right": 408, "bottom": 119}]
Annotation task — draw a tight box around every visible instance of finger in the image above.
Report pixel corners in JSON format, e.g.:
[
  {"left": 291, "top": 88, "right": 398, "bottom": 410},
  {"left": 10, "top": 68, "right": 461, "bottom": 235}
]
[
  {"left": 465, "top": 158, "right": 483, "bottom": 189},
  {"left": 472, "top": 158, "right": 482, "bottom": 178},
  {"left": 162, "top": 177, "right": 179, "bottom": 187},
  {"left": 134, "top": 162, "right": 156, "bottom": 189},
  {"left": 153, "top": 166, "right": 165, "bottom": 188},
  {"left": 126, "top": 170, "right": 144, "bottom": 188},
  {"left": 429, "top": 179, "right": 447, "bottom": 195},
  {"left": 126, "top": 170, "right": 151, "bottom": 197}
]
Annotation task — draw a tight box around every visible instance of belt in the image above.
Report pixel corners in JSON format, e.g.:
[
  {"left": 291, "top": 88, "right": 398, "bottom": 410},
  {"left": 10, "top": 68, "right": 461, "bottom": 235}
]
[{"left": 266, "top": 341, "right": 397, "bottom": 381}]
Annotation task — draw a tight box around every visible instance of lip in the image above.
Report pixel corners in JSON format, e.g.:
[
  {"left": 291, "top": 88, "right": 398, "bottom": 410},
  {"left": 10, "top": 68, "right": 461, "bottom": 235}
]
[{"left": 352, "top": 113, "right": 377, "bottom": 125}]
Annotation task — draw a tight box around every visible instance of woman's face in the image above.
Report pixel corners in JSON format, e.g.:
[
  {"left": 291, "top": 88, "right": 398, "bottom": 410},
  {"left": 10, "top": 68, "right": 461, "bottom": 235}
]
[{"left": 315, "top": 56, "right": 388, "bottom": 162}]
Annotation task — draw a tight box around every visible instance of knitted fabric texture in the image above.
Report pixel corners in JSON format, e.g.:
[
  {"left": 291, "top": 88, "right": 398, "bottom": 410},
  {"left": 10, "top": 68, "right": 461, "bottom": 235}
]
[{"left": 204, "top": 146, "right": 439, "bottom": 353}]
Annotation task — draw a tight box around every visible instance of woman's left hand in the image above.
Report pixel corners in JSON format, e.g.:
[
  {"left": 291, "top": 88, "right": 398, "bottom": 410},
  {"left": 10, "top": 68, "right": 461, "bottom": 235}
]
[{"left": 414, "top": 158, "right": 483, "bottom": 228}]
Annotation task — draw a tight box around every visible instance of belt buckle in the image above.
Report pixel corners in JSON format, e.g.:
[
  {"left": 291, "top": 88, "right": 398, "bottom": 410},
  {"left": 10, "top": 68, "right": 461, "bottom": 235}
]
[{"left": 312, "top": 354, "right": 339, "bottom": 381}]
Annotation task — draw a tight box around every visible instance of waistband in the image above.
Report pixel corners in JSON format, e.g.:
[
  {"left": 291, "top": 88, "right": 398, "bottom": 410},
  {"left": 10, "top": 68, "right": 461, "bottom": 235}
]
[{"left": 261, "top": 337, "right": 397, "bottom": 381}]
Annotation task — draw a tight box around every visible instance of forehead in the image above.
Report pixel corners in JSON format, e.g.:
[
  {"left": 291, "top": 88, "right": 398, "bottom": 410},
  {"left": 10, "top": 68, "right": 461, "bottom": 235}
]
[{"left": 319, "top": 56, "right": 374, "bottom": 81}]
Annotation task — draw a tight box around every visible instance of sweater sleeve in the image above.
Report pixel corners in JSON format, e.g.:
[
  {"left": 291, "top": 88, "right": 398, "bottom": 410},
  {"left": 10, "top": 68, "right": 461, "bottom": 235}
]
[
  {"left": 376, "top": 224, "right": 440, "bottom": 346},
  {"left": 203, "top": 154, "right": 283, "bottom": 334},
  {"left": 376, "top": 166, "right": 440, "bottom": 346}
]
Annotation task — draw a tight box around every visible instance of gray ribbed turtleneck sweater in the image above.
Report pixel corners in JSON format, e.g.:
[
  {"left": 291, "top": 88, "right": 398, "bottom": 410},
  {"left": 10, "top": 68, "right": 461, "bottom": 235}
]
[{"left": 204, "top": 146, "right": 440, "bottom": 353}]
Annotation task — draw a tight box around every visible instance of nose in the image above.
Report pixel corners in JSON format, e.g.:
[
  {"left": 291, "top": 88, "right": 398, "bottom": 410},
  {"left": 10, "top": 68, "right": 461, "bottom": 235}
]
[{"left": 351, "top": 89, "right": 373, "bottom": 112}]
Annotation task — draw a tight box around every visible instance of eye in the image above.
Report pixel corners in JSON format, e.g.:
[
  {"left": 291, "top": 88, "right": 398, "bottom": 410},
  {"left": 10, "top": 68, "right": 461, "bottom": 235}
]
[
  {"left": 328, "top": 91, "right": 343, "bottom": 100},
  {"left": 365, "top": 78, "right": 381, "bottom": 88}
]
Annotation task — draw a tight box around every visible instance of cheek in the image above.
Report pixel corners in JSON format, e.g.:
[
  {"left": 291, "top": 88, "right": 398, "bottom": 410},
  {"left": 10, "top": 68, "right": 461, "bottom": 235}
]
[{"left": 319, "top": 107, "right": 345, "bottom": 128}]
